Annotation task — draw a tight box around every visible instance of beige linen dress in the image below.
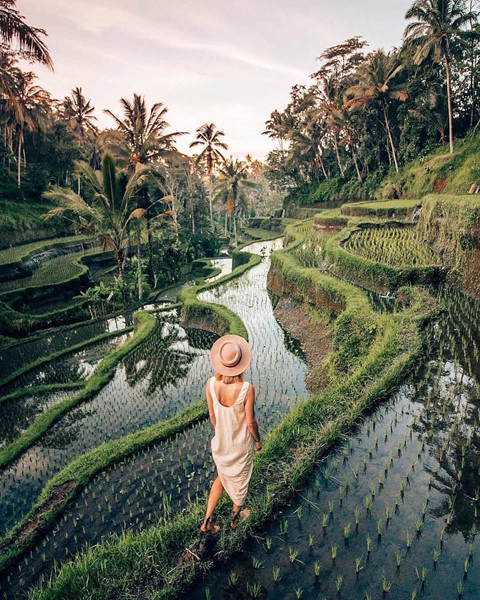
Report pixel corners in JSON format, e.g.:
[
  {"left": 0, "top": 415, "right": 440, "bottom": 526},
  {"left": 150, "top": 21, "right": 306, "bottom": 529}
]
[{"left": 209, "top": 377, "right": 255, "bottom": 506}]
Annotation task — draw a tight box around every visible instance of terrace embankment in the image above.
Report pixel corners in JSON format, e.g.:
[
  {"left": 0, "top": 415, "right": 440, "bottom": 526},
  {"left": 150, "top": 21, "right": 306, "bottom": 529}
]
[
  {"left": 270, "top": 296, "right": 333, "bottom": 395},
  {"left": 417, "top": 195, "right": 480, "bottom": 299}
]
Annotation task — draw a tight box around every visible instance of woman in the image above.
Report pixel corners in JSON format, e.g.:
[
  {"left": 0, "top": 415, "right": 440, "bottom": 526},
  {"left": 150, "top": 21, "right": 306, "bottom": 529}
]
[{"left": 200, "top": 334, "right": 262, "bottom": 533}]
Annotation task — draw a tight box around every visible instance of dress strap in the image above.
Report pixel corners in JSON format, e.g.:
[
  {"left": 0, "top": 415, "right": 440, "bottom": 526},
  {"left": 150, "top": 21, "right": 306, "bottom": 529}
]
[
  {"left": 209, "top": 376, "right": 217, "bottom": 403},
  {"left": 236, "top": 381, "right": 250, "bottom": 405}
]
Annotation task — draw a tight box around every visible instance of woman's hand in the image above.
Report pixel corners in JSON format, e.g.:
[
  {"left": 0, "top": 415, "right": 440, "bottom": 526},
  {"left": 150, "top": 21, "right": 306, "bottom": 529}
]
[{"left": 254, "top": 440, "right": 263, "bottom": 451}]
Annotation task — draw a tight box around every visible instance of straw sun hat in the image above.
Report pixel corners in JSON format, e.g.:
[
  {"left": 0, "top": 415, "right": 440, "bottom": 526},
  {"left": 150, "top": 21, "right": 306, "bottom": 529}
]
[{"left": 210, "top": 335, "right": 252, "bottom": 376}]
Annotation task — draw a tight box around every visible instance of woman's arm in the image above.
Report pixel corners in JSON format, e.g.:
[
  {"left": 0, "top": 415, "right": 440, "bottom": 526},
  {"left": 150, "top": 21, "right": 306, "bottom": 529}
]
[
  {"left": 205, "top": 379, "right": 216, "bottom": 428},
  {"left": 245, "top": 384, "right": 262, "bottom": 450}
]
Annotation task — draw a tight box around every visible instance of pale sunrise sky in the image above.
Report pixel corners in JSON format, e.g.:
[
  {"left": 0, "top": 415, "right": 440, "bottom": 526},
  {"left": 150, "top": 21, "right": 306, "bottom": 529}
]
[{"left": 18, "top": 0, "right": 414, "bottom": 160}]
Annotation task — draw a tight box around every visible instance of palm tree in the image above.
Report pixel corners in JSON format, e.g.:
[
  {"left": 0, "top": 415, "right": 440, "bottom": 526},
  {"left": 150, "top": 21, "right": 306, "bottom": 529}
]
[
  {"left": 343, "top": 49, "right": 408, "bottom": 173},
  {"left": 262, "top": 109, "right": 293, "bottom": 153},
  {"left": 42, "top": 153, "right": 150, "bottom": 309},
  {"left": 102, "top": 94, "right": 185, "bottom": 169},
  {"left": 189, "top": 122, "right": 228, "bottom": 174},
  {"left": 403, "top": 0, "right": 477, "bottom": 153},
  {"left": 214, "top": 158, "right": 255, "bottom": 245},
  {"left": 102, "top": 94, "right": 186, "bottom": 283},
  {"left": 189, "top": 122, "right": 228, "bottom": 225},
  {"left": 9, "top": 69, "right": 51, "bottom": 187},
  {"left": 0, "top": 0, "right": 53, "bottom": 69},
  {"left": 62, "top": 87, "right": 97, "bottom": 141}
]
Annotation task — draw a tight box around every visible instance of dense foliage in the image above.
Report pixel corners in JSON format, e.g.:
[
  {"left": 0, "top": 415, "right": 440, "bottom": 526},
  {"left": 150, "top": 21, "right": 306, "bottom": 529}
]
[{"left": 263, "top": 0, "right": 480, "bottom": 203}]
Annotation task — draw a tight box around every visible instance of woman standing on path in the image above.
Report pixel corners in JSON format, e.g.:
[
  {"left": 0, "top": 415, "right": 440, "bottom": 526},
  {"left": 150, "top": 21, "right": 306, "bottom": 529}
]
[{"left": 200, "top": 335, "right": 262, "bottom": 533}]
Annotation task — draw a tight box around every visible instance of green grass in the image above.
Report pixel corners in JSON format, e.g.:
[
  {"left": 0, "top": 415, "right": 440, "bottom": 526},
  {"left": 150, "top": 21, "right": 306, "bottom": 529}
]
[
  {"left": 342, "top": 226, "right": 440, "bottom": 267},
  {"left": 0, "top": 235, "right": 92, "bottom": 265}
]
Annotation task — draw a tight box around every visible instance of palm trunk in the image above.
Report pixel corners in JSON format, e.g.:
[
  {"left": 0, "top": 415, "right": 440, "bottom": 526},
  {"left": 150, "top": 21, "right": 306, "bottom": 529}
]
[
  {"left": 136, "top": 230, "right": 143, "bottom": 302},
  {"left": 382, "top": 102, "right": 399, "bottom": 173},
  {"left": 333, "top": 136, "right": 345, "bottom": 177},
  {"left": 445, "top": 54, "right": 454, "bottom": 154},
  {"left": 352, "top": 150, "right": 362, "bottom": 182}
]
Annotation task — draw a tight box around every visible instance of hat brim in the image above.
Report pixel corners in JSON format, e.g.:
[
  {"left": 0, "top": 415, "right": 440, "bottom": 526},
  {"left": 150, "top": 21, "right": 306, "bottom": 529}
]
[{"left": 210, "top": 335, "right": 252, "bottom": 376}]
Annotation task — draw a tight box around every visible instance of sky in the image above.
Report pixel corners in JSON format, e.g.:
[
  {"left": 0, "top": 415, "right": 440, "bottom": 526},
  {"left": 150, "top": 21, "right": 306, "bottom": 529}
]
[{"left": 18, "top": 0, "right": 414, "bottom": 160}]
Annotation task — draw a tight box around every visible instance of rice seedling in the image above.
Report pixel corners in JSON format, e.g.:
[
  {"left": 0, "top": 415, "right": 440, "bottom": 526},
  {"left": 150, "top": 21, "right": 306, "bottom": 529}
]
[
  {"left": 355, "top": 556, "right": 364, "bottom": 575},
  {"left": 294, "top": 586, "right": 304, "bottom": 599},
  {"left": 313, "top": 561, "right": 321, "bottom": 577},
  {"left": 354, "top": 508, "right": 361, "bottom": 527},
  {"left": 382, "top": 576, "right": 392, "bottom": 593},
  {"left": 331, "top": 545, "right": 338, "bottom": 560},
  {"left": 289, "top": 547, "right": 300, "bottom": 564},
  {"left": 366, "top": 536, "right": 373, "bottom": 553},
  {"left": 377, "top": 519, "right": 383, "bottom": 537},
  {"left": 335, "top": 575, "right": 344, "bottom": 592},
  {"left": 272, "top": 565, "right": 282, "bottom": 582},
  {"left": 252, "top": 556, "right": 264, "bottom": 570},
  {"left": 227, "top": 570, "right": 239, "bottom": 586},
  {"left": 415, "top": 566, "right": 427, "bottom": 586},
  {"left": 406, "top": 531, "right": 413, "bottom": 549},
  {"left": 247, "top": 581, "right": 263, "bottom": 599},
  {"left": 344, "top": 523, "right": 351, "bottom": 541}
]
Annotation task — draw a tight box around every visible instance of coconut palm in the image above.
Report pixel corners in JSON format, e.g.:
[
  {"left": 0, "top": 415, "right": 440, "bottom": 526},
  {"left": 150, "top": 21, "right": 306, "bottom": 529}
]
[
  {"left": 189, "top": 122, "right": 228, "bottom": 175},
  {"left": 102, "top": 93, "right": 185, "bottom": 169},
  {"left": 42, "top": 153, "right": 150, "bottom": 308},
  {"left": 0, "top": 0, "right": 53, "bottom": 69},
  {"left": 9, "top": 69, "right": 51, "bottom": 187},
  {"left": 102, "top": 94, "right": 186, "bottom": 283},
  {"left": 263, "top": 109, "right": 294, "bottom": 153},
  {"left": 61, "top": 87, "right": 98, "bottom": 141},
  {"left": 343, "top": 49, "right": 408, "bottom": 173},
  {"left": 403, "top": 0, "right": 478, "bottom": 153},
  {"left": 189, "top": 122, "right": 228, "bottom": 226},
  {"left": 214, "top": 158, "right": 255, "bottom": 244}
]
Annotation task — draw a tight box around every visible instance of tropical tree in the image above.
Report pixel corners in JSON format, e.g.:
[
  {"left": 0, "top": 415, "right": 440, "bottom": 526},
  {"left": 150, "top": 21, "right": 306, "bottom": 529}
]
[
  {"left": 344, "top": 49, "right": 408, "bottom": 173},
  {"left": 42, "top": 153, "right": 150, "bottom": 309},
  {"left": 102, "top": 93, "right": 186, "bottom": 283},
  {"left": 102, "top": 94, "right": 185, "bottom": 169},
  {"left": 0, "top": 0, "right": 53, "bottom": 69},
  {"left": 189, "top": 122, "right": 228, "bottom": 175},
  {"left": 263, "top": 109, "right": 294, "bottom": 153},
  {"left": 7, "top": 69, "right": 51, "bottom": 187},
  {"left": 61, "top": 87, "right": 97, "bottom": 141},
  {"left": 189, "top": 122, "right": 228, "bottom": 227},
  {"left": 214, "top": 158, "right": 255, "bottom": 244},
  {"left": 403, "top": 0, "right": 478, "bottom": 153}
]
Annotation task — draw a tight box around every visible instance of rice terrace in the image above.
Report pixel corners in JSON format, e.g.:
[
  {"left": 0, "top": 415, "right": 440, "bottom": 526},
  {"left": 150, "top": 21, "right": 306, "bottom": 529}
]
[{"left": 2, "top": 0, "right": 480, "bottom": 598}]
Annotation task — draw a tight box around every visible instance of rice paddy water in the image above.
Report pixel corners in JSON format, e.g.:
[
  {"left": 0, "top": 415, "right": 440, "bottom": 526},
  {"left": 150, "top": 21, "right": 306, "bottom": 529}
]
[
  {"left": 188, "top": 286, "right": 480, "bottom": 600},
  {"left": 0, "top": 240, "right": 308, "bottom": 598},
  {"left": 2, "top": 239, "right": 479, "bottom": 599}
]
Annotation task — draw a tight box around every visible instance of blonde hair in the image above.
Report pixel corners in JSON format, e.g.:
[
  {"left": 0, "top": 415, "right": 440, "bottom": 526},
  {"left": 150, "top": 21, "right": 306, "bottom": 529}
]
[{"left": 214, "top": 372, "right": 244, "bottom": 384}]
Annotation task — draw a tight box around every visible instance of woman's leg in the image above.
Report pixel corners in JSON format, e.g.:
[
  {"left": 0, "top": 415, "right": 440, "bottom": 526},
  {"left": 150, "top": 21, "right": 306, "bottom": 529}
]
[
  {"left": 230, "top": 503, "right": 250, "bottom": 529},
  {"left": 201, "top": 476, "right": 224, "bottom": 532}
]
